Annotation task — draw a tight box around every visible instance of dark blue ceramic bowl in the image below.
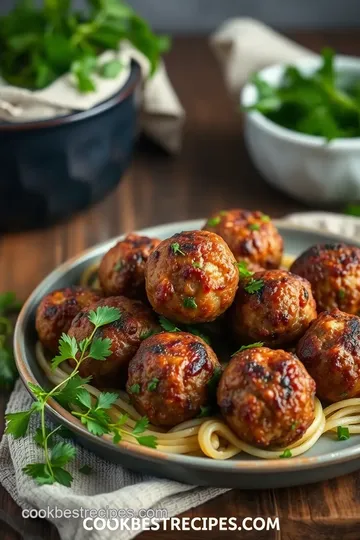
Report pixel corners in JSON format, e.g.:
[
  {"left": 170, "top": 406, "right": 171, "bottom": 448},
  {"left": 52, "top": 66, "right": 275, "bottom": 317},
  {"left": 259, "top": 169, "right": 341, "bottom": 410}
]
[{"left": 0, "top": 62, "right": 141, "bottom": 233}]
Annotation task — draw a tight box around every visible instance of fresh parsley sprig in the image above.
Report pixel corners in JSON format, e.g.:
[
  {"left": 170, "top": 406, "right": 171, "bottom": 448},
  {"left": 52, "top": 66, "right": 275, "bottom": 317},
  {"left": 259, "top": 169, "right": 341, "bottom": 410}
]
[
  {"left": 231, "top": 342, "right": 264, "bottom": 357},
  {"left": 5, "top": 305, "right": 157, "bottom": 487},
  {"left": 0, "top": 292, "right": 21, "bottom": 389}
]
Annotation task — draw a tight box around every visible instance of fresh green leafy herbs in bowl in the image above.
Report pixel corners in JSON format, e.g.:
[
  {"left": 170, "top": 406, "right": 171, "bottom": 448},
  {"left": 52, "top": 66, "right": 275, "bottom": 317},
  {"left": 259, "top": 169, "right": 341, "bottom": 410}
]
[
  {"left": 246, "top": 49, "right": 360, "bottom": 141},
  {"left": 241, "top": 52, "right": 360, "bottom": 204},
  {"left": 0, "top": 0, "right": 170, "bottom": 93}
]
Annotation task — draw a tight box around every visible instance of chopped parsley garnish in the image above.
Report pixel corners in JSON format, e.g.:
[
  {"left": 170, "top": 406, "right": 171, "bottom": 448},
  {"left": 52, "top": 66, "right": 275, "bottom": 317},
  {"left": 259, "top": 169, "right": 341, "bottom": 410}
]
[
  {"left": 171, "top": 242, "right": 185, "bottom": 256},
  {"left": 159, "top": 316, "right": 181, "bottom": 332},
  {"left": 129, "top": 383, "right": 140, "bottom": 394},
  {"left": 206, "top": 216, "right": 221, "bottom": 227},
  {"left": 140, "top": 329, "right": 157, "bottom": 340},
  {"left": 183, "top": 297, "right": 197, "bottom": 309},
  {"left": 147, "top": 378, "right": 159, "bottom": 392},
  {"left": 291, "top": 422, "right": 297, "bottom": 431},
  {"left": 244, "top": 278, "right": 264, "bottom": 294},
  {"left": 337, "top": 425, "right": 350, "bottom": 441},
  {"left": 79, "top": 465, "right": 92, "bottom": 475},
  {"left": 192, "top": 262, "right": 202, "bottom": 269},
  {"left": 232, "top": 342, "right": 264, "bottom": 356},
  {"left": 236, "top": 261, "right": 254, "bottom": 279},
  {"left": 260, "top": 214, "right": 271, "bottom": 222},
  {"left": 114, "top": 261, "right": 123, "bottom": 272},
  {"left": 197, "top": 405, "right": 213, "bottom": 418},
  {"left": 279, "top": 449, "right": 292, "bottom": 458},
  {"left": 249, "top": 223, "right": 260, "bottom": 231},
  {"left": 219, "top": 210, "right": 228, "bottom": 216}
]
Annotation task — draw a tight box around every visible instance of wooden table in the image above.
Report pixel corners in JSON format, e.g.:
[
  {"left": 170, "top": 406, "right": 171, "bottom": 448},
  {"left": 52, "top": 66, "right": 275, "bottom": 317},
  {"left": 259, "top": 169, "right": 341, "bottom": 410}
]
[{"left": 1, "top": 32, "right": 360, "bottom": 540}]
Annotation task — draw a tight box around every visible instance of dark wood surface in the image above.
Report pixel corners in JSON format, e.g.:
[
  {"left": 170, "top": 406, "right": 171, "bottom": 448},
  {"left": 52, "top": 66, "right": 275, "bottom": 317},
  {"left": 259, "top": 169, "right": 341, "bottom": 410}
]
[{"left": 1, "top": 32, "right": 360, "bottom": 540}]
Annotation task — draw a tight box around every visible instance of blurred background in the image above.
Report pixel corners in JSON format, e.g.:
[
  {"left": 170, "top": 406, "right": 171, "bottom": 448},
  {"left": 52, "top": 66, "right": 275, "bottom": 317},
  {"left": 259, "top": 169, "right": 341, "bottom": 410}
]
[{"left": 2, "top": 0, "right": 360, "bottom": 30}]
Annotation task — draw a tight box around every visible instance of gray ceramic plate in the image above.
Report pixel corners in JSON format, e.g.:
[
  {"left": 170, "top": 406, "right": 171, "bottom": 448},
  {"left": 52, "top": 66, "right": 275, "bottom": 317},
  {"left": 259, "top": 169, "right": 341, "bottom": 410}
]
[{"left": 14, "top": 219, "right": 360, "bottom": 489}]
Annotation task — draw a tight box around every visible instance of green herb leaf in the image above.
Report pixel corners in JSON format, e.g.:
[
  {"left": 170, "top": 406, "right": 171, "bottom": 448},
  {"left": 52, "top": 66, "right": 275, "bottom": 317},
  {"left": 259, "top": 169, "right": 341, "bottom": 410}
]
[
  {"left": 52, "top": 467, "right": 73, "bottom": 487},
  {"left": 183, "top": 297, "right": 197, "bottom": 309},
  {"left": 140, "top": 329, "right": 157, "bottom": 340},
  {"left": 96, "top": 392, "right": 118, "bottom": 410},
  {"left": 133, "top": 416, "right": 149, "bottom": 435},
  {"left": 232, "top": 342, "right": 264, "bottom": 356},
  {"left": 344, "top": 204, "right": 360, "bottom": 217},
  {"left": 171, "top": 242, "right": 185, "bottom": 256},
  {"left": 0, "top": 347, "right": 18, "bottom": 389},
  {"left": 137, "top": 435, "right": 157, "bottom": 448},
  {"left": 279, "top": 449, "right": 292, "bottom": 458},
  {"left": 89, "top": 337, "right": 112, "bottom": 360},
  {"left": 76, "top": 388, "right": 92, "bottom": 409},
  {"left": 236, "top": 261, "right": 254, "bottom": 279},
  {"left": 192, "top": 262, "right": 202, "bottom": 269},
  {"left": 113, "top": 430, "right": 122, "bottom": 444},
  {"left": 249, "top": 223, "right": 260, "bottom": 231},
  {"left": 99, "top": 59, "right": 123, "bottom": 78},
  {"left": 23, "top": 463, "right": 55, "bottom": 485},
  {"left": 81, "top": 418, "right": 108, "bottom": 437},
  {"left": 88, "top": 306, "right": 121, "bottom": 328},
  {"left": 5, "top": 409, "right": 34, "bottom": 438},
  {"left": 244, "top": 279, "right": 264, "bottom": 294},
  {"left": 147, "top": 378, "right": 159, "bottom": 392},
  {"left": 206, "top": 216, "right": 221, "bottom": 227},
  {"left": 50, "top": 442, "right": 76, "bottom": 467},
  {"left": 260, "top": 214, "right": 270, "bottom": 222},
  {"left": 185, "top": 325, "right": 211, "bottom": 345},
  {"left": 159, "top": 316, "right": 181, "bottom": 332},
  {"left": 51, "top": 334, "right": 78, "bottom": 370},
  {"left": 129, "top": 383, "right": 140, "bottom": 394},
  {"left": 337, "top": 425, "right": 350, "bottom": 441},
  {"left": 56, "top": 374, "right": 92, "bottom": 407},
  {"left": 197, "top": 405, "right": 213, "bottom": 418},
  {"left": 79, "top": 464, "right": 92, "bottom": 475}
]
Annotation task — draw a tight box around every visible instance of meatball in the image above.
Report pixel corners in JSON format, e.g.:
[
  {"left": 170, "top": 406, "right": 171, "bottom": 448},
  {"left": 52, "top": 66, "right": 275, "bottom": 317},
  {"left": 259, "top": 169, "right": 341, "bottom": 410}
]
[
  {"left": 68, "top": 296, "right": 160, "bottom": 388},
  {"left": 98, "top": 233, "right": 160, "bottom": 300},
  {"left": 232, "top": 269, "right": 317, "bottom": 347},
  {"left": 290, "top": 243, "right": 360, "bottom": 314},
  {"left": 145, "top": 230, "right": 239, "bottom": 324},
  {"left": 36, "top": 286, "right": 102, "bottom": 353},
  {"left": 217, "top": 347, "right": 316, "bottom": 448},
  {"left": 126, "top": 332, "right": 221, "bottom": 427},
  {"left": 203, "top": 209, "right": 283, "bottom": 269},
  {"left": 297, "top": 309, "right": 360, "bottom": 403}
]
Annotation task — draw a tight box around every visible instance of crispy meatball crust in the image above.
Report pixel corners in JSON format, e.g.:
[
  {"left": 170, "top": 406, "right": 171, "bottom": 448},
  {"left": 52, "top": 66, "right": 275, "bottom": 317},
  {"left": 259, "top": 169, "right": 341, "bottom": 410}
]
[
  {"left": 297, "top": 309, "right": 360, "bottom": 403},
  {"left": 126, "top": 332, "right": 221, "bottom": 427},
  {"left": 203, "top": 209, "right": 283, "bottom": 269},
  {"left": 232, "top": 269, "right": 317, "bottom": 347},
  {"left": 290, "top": 243, "right": 360, "bottom": 314},
  {"left": 98, "top": 233, "right": 160, "bottom": 300},
  {"left": 145, "top": 230, "right": 239, "bottom": 324},
  {"left": 68, "top": 296, "right": 160, "bottom": 388},
  {"left": 217, "top": 347, "right": 316, "bottom": 448},
  {"left": 36, "top": 286, "right": 102, "bottom": 353}
]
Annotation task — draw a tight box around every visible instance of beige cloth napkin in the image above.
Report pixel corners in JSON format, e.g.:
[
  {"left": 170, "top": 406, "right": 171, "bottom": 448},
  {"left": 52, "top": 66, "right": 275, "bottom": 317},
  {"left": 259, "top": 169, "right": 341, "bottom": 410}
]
[
  {"left": 0, "top": 42, "right": 185, "bottom": 154},
  {"left": 0, "top": 212, "right": 356, "bottom": 540},
  {"left": 210, "top": 18, "right": 317, "bottom": 98}
]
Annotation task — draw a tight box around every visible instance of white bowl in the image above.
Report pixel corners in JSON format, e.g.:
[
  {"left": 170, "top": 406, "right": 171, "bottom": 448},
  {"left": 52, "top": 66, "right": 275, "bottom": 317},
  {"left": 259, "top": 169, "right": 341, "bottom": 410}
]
[{"left": 241, "top": 55, "right": 360, "bottom": 205}]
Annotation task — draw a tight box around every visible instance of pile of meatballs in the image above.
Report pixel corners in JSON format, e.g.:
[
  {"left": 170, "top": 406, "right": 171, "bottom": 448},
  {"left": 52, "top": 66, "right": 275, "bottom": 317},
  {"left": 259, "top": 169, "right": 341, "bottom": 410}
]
[{"left": 35, "top": 209, "right": 360, "bottom": 451}]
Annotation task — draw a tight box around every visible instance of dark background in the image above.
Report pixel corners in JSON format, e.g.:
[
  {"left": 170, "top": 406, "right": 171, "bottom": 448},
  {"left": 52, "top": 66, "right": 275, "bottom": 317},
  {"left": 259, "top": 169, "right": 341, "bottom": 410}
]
[{"left": 2, "top": 0, "right": 360, "bottom": 32}]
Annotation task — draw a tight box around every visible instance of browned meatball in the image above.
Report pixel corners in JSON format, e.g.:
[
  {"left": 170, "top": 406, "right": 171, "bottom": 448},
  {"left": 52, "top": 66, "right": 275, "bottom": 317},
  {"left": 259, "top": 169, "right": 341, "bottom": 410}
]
[
  {"left": 68, "top": 296, "right": 160, "bottom": 388},
  {"left": 232, "top": 269, "right": 317, "bottom": 347},
  {"left": 98, "top": 234, "right": 161, "bottom": 300},
  {"left": 290, "top": 244, "right": 360, "bottom": 314},
  {"left": 126, "top": 332, "right": 221, "bottom": 427},
  {"left": 145, "top": 230, "right": 239, "bottom": 324},
  {"left": 217, "top": 347, "right": 316, "bottom": 448},
  {"left": 36, "top": 286, "right": 102, "bottom": 353},
  {"left": 297, "top": 309, "right": 360, "bottom": 403},
  {"left": 203, "top": 209, "right": 283, "bottom": 269}
]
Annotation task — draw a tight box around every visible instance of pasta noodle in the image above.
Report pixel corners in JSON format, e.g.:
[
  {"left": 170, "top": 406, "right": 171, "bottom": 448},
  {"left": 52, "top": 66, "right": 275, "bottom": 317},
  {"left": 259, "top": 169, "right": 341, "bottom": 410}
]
[{"left": 33, "top": 253, "right": 360, "bottom": 461}]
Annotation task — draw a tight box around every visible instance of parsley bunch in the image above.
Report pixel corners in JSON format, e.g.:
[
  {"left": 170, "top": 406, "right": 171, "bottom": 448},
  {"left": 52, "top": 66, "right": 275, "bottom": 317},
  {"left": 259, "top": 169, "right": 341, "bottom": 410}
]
[
  {"left": 0, "top": 0, "right": 170, "bottom": 93},
  {"left": 5, "top": 305, "right": 157, "bottom": 487},
  {"left": 247, "top": 48, "right": 360, "bottom": 140},
  {"left": 0, "top": 292, "right": 21, "bottom": 389}
]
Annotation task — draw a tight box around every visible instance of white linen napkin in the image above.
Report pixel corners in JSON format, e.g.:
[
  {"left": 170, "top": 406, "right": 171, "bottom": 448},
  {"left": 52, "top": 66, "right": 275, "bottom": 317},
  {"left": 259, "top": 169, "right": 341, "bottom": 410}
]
[
  {"left": 0, "top": 42, "right": 185, "bottom": 155},
  {"left": 0, "top": 212, "right": 356, "bottom": 540},
  {"left": 210, "top": 18, "right": 317, "bottom": 98}
]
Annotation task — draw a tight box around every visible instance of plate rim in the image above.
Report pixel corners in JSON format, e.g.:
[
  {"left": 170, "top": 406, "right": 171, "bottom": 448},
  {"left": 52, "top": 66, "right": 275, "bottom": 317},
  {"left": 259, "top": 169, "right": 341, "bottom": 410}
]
[{"left": 14, "top": 218, "right": 360, "bottom": 475}]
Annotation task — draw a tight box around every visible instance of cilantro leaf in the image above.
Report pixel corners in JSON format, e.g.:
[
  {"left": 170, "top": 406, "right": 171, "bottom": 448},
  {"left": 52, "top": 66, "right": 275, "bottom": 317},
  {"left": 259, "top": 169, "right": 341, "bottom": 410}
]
[
  {"left": 183, "top": 297, "right": 197, "bottom": 309},
  {"left": 79, "top": 464, "right": 92, "bottom": 475},
  {"left": 89, "top": 337, "right": 112, "bottom": 360},
  {"left": 171, "top": 242, "right": 185, "bottom": 256},
  {"left": 52, "top": 467, "right": 73, "bottom": 487},
  {"left": 5, "top": 409, "right": 34, "bottom": 438},
  {"left": 50, "top": 442, "right": 76, "bottom": 467},
  {"left": 129, "top": 383, "right": 140, "bottom": 394},
  {"left": 147, "top": 378, "right": 159, "bottom": 392},
  {"left": 81, "top": 417, "right": 108, "bottom": 437},
  {"left": 244, "top": 279, "right": 264, "bottom": 294},
  {"left": 197, "top": 405, "right": 214, "bottom": 418},
  {"left": 99, "top": 60, "right": 123, "bottom": 78},
  {"left": 159, "top": 316, "right": 180, "bottom": 332},
  {"left": 113, "top": 430, "right": 122, "bottom": 444},
  {"left": 96, "top": 392, "right": 118, "bottom": 410},
  {"left": 23, "top": 463, "right": 55, "bottom": 485},
  {"left": 52, "top": 334, "right": 78, "bottom": 370},
  {"left": 140, "top": 329, "right": 157, "bottom": 340},
  {"left": 185, "top": 325, "right": 211, "bottom": 345},
  {"left": 28, "top": 381, "right": 47, "bottom": 399},
  {"left": 236, "top": 261, "right": 254, "bottom": 279},
  {"left": 33, "top": 427, "right": 56, "bottom": 448},
  {"left": 0, "top": 347, "right": 18, "bottom": 389},
  {"left": 137, "top": 435, "right": 157, "bottom": 448},
  {"left": 232, "top": 342, "right": 264, "bottom": 356},
  {"left": 76, "top": 388, "right": 92, "bottom": 409},
  {"left": 56, "top": 374, "right": 92, "bottom": 407},
  {"left": 88, "top": 306, "right": 121, "bottom": 328},
  {"left": 133, "top": 416, "right": 149, "bottom": 435}
]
